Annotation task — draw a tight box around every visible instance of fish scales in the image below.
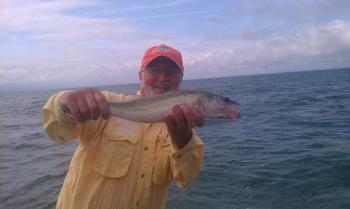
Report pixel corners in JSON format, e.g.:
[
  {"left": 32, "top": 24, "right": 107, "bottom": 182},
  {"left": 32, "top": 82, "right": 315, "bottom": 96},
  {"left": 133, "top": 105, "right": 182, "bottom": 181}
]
[{"left": 108, "top": 90, "right": 239, "bottom": 123}]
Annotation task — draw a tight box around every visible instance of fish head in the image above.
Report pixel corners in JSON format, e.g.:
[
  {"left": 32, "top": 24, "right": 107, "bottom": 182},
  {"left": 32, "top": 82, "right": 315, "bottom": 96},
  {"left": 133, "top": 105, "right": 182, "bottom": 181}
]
[{"left": 200, "top": 93, "right": 240, "bottom": 120}]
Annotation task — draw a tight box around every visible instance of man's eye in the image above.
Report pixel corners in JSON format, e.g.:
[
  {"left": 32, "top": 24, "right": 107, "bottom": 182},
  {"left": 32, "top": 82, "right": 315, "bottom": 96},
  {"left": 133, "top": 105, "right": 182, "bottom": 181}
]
[
  {"left": 151, "top": 68, "right": 162, "bottom": 73},
  {"left": 167, "top": 69, "right": 177, "bottom": 74}
]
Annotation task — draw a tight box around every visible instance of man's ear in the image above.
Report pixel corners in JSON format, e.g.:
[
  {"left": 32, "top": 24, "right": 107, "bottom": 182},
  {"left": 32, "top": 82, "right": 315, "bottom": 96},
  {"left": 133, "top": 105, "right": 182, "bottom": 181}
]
[{"left": 138, "top": 71, "right": 142, "bottom": 80}]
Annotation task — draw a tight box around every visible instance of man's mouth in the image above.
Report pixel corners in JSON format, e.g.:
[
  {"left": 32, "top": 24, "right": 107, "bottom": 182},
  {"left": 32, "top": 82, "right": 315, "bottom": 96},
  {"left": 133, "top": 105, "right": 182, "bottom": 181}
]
[{"left": 153, "top": 84, "right": 170, "bottom": 91}]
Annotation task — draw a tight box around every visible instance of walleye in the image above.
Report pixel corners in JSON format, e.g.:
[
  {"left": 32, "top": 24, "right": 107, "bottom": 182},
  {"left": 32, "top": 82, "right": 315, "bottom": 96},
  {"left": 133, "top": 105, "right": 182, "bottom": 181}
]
[{"left": 108, "top": 90, "right": 240, "bottom": 123}]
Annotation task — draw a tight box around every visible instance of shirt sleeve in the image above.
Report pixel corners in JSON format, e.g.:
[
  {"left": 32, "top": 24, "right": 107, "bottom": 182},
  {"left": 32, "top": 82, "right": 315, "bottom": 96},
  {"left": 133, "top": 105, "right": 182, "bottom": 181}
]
[
  {"left": 169, "top": 131, "right": 205, "bottom": 188},
  {"left": 42, "top": 91, "right": 82, "bottom": 144},
  {"left": 42, "top": 90, "right": 126, "bottom": 144}
]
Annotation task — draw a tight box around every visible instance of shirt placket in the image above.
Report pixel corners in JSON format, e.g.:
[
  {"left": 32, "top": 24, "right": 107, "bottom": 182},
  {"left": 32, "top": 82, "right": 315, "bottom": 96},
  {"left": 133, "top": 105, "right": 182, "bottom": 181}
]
[{"left": 133, "top": 123, "right": 157, "bottom": 209}]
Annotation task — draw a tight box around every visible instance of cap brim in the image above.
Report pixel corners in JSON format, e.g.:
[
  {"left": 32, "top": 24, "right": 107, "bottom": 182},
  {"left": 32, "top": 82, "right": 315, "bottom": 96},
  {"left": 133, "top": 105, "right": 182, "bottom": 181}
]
[{"left": 142, "top": 55, "right": 183, "bottom": 71}]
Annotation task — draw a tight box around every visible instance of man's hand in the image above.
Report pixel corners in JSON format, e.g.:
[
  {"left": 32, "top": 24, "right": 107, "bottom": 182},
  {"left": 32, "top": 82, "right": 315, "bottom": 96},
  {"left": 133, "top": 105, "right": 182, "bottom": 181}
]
[
  {"left": 164, "top": 104, "right": 204, "bottom": 149},
  {"left": 59, "top": 88, "right": 110, "bottom": 123}
]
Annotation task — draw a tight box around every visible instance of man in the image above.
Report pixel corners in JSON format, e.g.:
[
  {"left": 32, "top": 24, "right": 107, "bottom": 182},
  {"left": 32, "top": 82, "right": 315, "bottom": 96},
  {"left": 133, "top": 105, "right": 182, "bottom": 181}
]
[{"left": 42, "top": 44, "right": 205, "bottom": 209}]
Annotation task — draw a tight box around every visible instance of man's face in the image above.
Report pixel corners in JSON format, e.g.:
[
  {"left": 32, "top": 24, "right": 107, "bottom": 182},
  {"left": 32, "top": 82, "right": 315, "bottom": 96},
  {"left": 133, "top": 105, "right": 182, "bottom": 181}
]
[{"left": 139, "top": 57, "right": 183, "bottom": 96}]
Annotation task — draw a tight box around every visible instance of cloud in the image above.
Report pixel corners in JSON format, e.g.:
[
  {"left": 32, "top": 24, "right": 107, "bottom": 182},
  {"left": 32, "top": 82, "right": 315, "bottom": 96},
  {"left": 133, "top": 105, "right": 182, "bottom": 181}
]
[
  {"left": 1, "top": 19, "right": 350, "bottom": 91},
  {"left": 0, "top": 0, "right": 137, "bottom": 42},
  {"left": 106, "top": 0, "right": 195, "bottom": 12},
  {"left": 183, "top": 20, "right": 350, "bottom": 78},
  {"left": 0, "top": 59, "right": 140, "bottom": 91},
  {"left": 228, "top": 0, "right": 350, "bottom": 29},
  {"left": 268, "top": 20, "right": 350, "bottom": 56},
  {"left": 72, "top": 0, "right": 197, "bottom": 17},
  {"left": 128, "top": 10, "right": 222, "bottom": 20},
  {"left": 0, "top": 0, "right": 349, "bottom": 91},
  {"left": 230, "top": 0, "right": 350, "bottom": 17}
]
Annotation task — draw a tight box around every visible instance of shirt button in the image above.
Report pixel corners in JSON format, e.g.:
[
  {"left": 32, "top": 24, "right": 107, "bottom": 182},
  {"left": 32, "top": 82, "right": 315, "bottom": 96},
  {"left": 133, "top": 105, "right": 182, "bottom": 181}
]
[
  {"left": 144, "top": 147, "right": 148, "bottom": 151},
  {"left": 141, "top": 174, "right": 145, "bottom": 178}
]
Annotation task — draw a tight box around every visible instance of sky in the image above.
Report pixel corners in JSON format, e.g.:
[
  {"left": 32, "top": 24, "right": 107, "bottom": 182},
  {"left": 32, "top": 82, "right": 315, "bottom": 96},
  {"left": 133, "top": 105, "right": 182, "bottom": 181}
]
[{"left": 1, "top": 0, "right": 350, "bottom": 91}]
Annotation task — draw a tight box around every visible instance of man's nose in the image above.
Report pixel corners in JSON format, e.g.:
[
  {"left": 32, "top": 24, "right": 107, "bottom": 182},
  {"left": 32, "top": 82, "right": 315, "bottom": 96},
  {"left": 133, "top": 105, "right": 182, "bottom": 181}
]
[{"left": 157, "top": 70, "right": 168, "bottom": 80}]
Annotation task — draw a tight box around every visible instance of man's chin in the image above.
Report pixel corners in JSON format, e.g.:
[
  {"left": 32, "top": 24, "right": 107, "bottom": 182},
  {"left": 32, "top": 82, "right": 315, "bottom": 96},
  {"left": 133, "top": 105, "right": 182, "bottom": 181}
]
[{"left": 152, "top": 88, "right": 170, "bottom": 95}]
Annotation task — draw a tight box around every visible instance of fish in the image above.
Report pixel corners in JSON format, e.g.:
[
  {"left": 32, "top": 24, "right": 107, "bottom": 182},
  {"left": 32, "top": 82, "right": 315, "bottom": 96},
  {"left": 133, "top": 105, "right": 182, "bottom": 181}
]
[{"left": 108, "top": 90, "right": 240, "bottom": 123}]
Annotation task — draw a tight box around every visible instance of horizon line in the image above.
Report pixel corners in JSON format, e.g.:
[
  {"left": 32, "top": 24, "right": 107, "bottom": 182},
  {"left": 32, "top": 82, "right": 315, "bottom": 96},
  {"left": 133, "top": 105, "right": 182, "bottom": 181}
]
[{"left": 1, "top": 67, "right": 349, "bottom": 93}]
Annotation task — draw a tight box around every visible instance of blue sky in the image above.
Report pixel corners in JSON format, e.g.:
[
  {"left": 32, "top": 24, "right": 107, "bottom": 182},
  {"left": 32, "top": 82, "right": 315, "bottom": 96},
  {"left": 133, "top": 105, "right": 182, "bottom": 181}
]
[{"left": 1, "top": 0, "right": 350, "bottom": 91}]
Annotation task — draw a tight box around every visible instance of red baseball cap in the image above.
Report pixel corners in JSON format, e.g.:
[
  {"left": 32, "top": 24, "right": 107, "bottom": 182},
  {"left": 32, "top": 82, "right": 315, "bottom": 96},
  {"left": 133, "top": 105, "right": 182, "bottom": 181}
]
[{"left": 140, "top": 44, "right": 184, "bottom": 71}]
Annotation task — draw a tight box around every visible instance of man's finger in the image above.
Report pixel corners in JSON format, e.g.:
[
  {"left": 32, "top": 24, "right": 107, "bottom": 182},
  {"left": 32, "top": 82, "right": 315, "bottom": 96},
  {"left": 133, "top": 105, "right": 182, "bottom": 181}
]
[
  {"left": 179, "top": 104, "right": 196, "bottom": 128},
  {"left": 66, "top": 96, "right": 82, "bottom": 122},
  {"left": 94, "top": 91, "right": 109, "bottom": 120},
  {"left": 192, "top": 108, "right": 204, "bottom": 127},
  {"left": 85, "top": 92, "right": 100, "bottom": 120},
  {"left": 75, "top": 92, "right": 90, "bottom": 122},
  {"left": 173, "top": 105, "right": 187, "bottom": 130},
  {"left": 164, "top": 114, "right": 177, "bottom": 132}
]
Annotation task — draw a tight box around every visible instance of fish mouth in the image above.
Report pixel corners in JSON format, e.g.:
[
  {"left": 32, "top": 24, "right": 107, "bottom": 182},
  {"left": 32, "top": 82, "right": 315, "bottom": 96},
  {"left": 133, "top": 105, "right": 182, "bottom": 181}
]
[
  {"left": 224, "top": 112, "right": 241, "bottom": 120},
  {"left": 218, "top": 105, "right": 240, "bottom": 120}
]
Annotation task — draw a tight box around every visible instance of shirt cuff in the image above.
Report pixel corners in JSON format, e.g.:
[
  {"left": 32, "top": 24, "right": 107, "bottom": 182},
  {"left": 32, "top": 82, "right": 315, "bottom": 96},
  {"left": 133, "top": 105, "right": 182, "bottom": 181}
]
[
  {"left": 170, "top": 135, "right": 197, "bottom": 160},
  {"left": 43, "top": 91, "right": 78, "bottom": 144},
  {"left": 53, "top": 91, "right": 76, "bottom": 125},
  {"left": 170, "top": 132, "right": 203, "bottom": 169},
  {"left": 169, "top": 132, "right": 204, "bottom": 188}
]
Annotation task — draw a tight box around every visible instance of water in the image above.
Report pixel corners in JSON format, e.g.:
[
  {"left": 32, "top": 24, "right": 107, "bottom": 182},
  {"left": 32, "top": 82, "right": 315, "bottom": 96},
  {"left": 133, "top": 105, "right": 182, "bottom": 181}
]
[{"left": 1, "top": 68, "right": 350, "bottom": 209}]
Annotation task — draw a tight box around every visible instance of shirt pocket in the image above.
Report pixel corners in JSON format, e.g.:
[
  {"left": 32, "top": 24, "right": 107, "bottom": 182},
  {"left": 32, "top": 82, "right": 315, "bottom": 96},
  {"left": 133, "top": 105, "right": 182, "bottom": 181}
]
[
  {"left": 93, "top": 118, "right": 138, "bottom": 178},
  {"left": 152, "top": 136, "right": 171, "bottom": 184}
]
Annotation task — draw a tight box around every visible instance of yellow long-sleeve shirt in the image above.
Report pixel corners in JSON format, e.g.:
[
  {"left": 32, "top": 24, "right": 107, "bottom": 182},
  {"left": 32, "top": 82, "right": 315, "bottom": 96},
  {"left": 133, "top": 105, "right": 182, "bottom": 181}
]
[{"left": 42, "top": 91, "right": 205, "bottom": 209}]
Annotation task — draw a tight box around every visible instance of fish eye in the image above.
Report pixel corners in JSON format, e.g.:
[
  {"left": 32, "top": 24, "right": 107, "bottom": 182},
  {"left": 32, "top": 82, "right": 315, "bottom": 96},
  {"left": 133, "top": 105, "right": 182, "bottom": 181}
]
[{"left": 223, "top": 97, "right": 230, "bottom": 102}]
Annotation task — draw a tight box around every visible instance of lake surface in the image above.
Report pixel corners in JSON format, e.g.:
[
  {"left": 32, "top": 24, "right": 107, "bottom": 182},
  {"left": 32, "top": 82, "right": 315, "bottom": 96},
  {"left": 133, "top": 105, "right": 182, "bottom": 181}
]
[{"left": 1, "top": 68, "right": 349, "bottom": 209}]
